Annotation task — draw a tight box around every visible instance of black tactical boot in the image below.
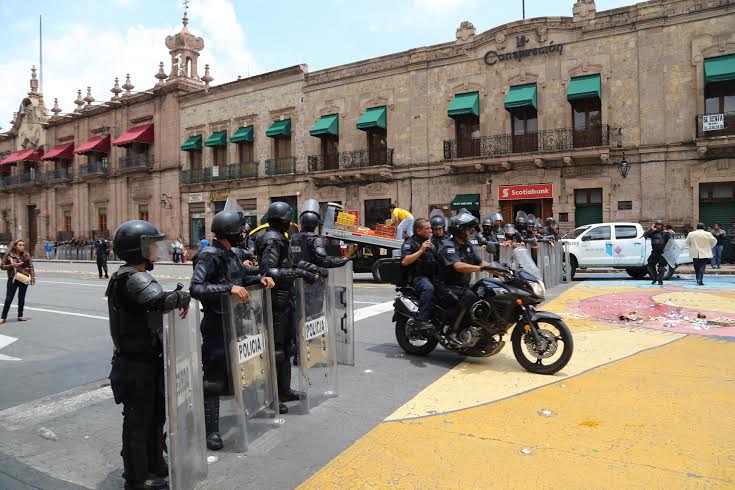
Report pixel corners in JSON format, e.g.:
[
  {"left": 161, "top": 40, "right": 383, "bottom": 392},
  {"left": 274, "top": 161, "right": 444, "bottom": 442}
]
[{"left": 203, "top": 397, "right": 223, "bottom": 450}]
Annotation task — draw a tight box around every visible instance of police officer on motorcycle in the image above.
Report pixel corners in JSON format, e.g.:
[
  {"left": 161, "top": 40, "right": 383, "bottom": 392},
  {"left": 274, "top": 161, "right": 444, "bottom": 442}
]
[
  {"left": 257, "top": 202, "right": 319, "bottom": 413},
  {"left": 290, "top": 199, "right": 349, "bottom": 271},
  {"left": 107, "top": 220, "right": 191, "bottom": 490},
  {"left": 436, "top": 213, "right": 494, "bottom": 345},
  {"left": 190, "top": 209, "right": 274, "bottom": 450},
  {"left": 401, "top": 218, "right": 439, "bottom": 331},
  {"left": 643, "top": 219, "right": 672, "bottom": 285}
]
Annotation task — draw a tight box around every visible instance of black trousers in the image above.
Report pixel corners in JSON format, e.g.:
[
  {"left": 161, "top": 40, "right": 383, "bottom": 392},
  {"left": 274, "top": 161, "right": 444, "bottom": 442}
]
[
  {"left": 119, "top": 358, "right": 166, "bottom": 488},
  {"left": 272, "top": 289, "right": 294, "bottom": 397},
  {"left": 2, "top": 277, "right": 27, "bottom": 319},
  {"left": 647, "top": 251, "right": 668, "bottom": 282},
  {"left": 97, "top": 258, "right": 108, "bottom": 277},
  {"left": 200, "top": 312, "right": 229, "bottom": 396},
  {"left": 692, "top": 258, "right": 708, "bottom": 284},
  {"left": 436, "top": 284, "right": 477, "bottom": 332}
]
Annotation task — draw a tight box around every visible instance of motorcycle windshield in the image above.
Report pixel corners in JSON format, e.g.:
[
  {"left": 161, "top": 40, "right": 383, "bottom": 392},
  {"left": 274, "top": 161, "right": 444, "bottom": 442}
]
[{"left": 512, "top": 248, "right": 542, "bottom": 281}]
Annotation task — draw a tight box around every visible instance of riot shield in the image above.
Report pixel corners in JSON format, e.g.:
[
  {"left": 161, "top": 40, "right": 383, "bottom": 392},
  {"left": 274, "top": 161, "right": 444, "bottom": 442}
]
[
  {"left": 295, "top": 278, "right": 338, "bottom": 414},
  {"left": 470, "top": 247, "right": 492, "bottom": 284},
  {"left": 163, "top": 301, "right": 207, "bottom": 489},
  {"left": 662, "top": 238, "right": 681, "bottom": 268},
  {"left": 328, "top": 262, "right": 354, "bottom": 366},
  {"left": 220, "top": 287, "right": 280, "bottom": 453}
]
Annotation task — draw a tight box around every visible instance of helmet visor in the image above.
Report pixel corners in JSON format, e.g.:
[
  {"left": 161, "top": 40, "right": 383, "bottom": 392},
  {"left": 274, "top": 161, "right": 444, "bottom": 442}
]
[
  {"left": 301, "top": 198, "right": 321, "bottom": 219},
  {"left": 140, "top": 233, "right": 171, "bottom": 262}
]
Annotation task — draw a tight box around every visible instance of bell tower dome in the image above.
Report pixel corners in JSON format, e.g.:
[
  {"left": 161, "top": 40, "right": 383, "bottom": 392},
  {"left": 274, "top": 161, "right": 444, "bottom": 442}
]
[{"left": 165, "top": 9, "right": 205, "bottom": 80}]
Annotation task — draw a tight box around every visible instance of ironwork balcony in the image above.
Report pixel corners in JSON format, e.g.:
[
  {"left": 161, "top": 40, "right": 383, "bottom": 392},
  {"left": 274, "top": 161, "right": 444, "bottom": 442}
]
[
  {"left": 307, "top": 148, "right": 394, "bottom": 172},
  {"left": 180, "top": 168, "right": 209, "bottom": 184},
  {"left": 90, "top": 229, "right": 110, "bottom": 239},
  {"left": 181, "top": 162, "right": 259, "bottom": 185},
  {"left": 696, "top": 112, "right": 735, "bottom": 138},
  {"left": 6, "top": 172, "right": 43, "bottom": 187},
  {"left": 45, "top": 168, "right": 72, "bottom": 183},
  {"left": 119, "top": 154, "right": 153, "bottom": 172},
  {"left": 79, "top": 160, "right": 109, "bottom": 177},
  {"left": 265, "top": 156, "right": 296, "bottom": 176},
  {"left": 234, "top": 161, "right": 258, "bottom": 179},
  {"left": 443, "top": 124, "right": 610, "bottom": 160}
]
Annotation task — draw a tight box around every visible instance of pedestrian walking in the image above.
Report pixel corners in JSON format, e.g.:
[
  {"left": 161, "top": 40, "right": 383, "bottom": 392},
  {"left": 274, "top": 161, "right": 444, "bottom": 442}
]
[
  {"left": 0, "top": 239, "right": 35, "bottom": 324},
  {"left": 711, "top": 223, "right": 726, "bottom": 269},
  {"left": 43, "top": 240, "right": 54, "bottom": 260},
  {"left": 727, "top": 222, "right": 735, "bottom": 265},
  {"left": 94, "top": 238, "right": 110, "bottom": 279},
  {"left": 200, "top": 236, "right": 209, "bottom": 250},
  {"left": 685, "top": 223, "right": 717, "bottom": 285}
]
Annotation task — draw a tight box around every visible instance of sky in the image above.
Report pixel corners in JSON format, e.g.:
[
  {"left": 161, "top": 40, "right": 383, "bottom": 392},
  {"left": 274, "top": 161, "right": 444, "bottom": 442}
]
[{"left": 0, "top": 0, "right": 638, "bottom": 134}]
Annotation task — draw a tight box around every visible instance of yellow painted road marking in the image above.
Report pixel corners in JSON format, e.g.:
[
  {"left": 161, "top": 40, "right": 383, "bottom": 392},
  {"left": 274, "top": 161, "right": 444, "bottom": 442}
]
[{"left": 301, "top": 336, "right": 735, "bottom": 489}]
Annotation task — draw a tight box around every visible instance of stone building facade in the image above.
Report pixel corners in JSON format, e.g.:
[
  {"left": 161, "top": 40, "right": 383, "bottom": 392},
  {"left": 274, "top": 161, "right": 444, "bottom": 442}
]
[
  {"left": 178, "top": 0, "right": 735, "bottom": 244},
  {"left": 0, "top": 14, "right": 211, "bottom": 254}
]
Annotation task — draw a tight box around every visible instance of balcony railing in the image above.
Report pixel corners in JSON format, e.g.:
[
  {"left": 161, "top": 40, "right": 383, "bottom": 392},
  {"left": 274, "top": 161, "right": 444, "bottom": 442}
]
[
  {"left": 265, "top": 157, "right": 296, "bottom": 176},
  {"left": 443, "top": 124, "right": 610, "bottom": 160},
  {"left": 45, "top": 168, "right": 72, "bottom": 182},
  {"left": 696, "top": 112, "right": 735, "bottom": 138},
  {"left": 307, "top": 148, "right": 394, "bottom": 172},
  {"left": 119, "top": 154, "right": 153, "bottom": 172},
  {"left": 79, "top": 161, "right": 109, "bottom": 177},
  {"left": 181, "top": 162, "right": 259, "bottom": 185},
  {"left": 6, "top": 172, "right": 42, "bottom": 187}
]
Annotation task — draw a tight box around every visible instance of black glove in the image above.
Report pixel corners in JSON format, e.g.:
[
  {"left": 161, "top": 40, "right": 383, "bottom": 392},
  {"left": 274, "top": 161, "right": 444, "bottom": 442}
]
[
  {"left": 303, "top": 271, "right": 319, "bottom": 284},
  {"left": 317, "top": 267, "right": 330, "bottom": 277},
  {"left": 163, "top": 290, "right": 191, "bottom": 310}
]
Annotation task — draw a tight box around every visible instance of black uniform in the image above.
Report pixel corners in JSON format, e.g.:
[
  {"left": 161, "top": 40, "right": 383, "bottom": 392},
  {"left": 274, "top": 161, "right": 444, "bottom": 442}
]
[
  {"left": 484, "top": 227, "right": 505, "bottom": 257},
  {"left": 643, "top": 228, "right": 672, "bottom": 282},
  {"left": 257, "top": 229, "right": 318, "bottom": 399},
  {"left": 107, "top": 266, "right": 189, "bottom": 489},
  {"left": 400, "top": 236, "right": 439, "bottom": 323},
  {"left": 95, "top": 239, "right": 109, "bottom": 278},
  {"left": 436, "top": 237, "right": 482, "bottom": 331},
  {"left": 289, "top": 231, "right": 347, "bottom": 270}
]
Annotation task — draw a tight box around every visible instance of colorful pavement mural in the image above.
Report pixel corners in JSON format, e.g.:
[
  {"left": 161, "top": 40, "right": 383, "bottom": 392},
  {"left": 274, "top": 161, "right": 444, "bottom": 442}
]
[{"left": 301, "top": 276, "right": 735, "bottom": 489}]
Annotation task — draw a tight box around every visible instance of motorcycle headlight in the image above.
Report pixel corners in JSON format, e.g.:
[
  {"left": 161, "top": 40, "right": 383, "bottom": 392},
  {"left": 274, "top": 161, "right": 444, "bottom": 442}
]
[{"left": 530, "top": 280, "right": 546, "bottom": 299}]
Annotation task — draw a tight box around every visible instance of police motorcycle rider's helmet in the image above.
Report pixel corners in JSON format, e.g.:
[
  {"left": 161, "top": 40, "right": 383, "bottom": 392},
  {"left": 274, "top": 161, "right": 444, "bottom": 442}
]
[
  {"left": 267, "top": 201, "right": 293, "bottom": 233},
  {"left": 503, "top": 223, "right": 517, "bottom": 237},
  {"left": 113, "top": 220, "right": 165, "bottom": 271},
  {"left": 430, "top": 215, "right": 446, "bottom": 230},
  {"left": 299, "top": 198, "right": 321, "bottom": 233},
  {"left": 211, "top": 210, "right": 245, "bottom": 246},
  {"left": 448, "top": 212, "right": 479, "bottom": 240}
]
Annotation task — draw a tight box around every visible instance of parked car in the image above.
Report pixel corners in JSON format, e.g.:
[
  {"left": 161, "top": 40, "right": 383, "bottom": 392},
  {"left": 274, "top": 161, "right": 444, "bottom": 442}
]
[{"left": 561, "top": 222, "right": 691, "bottom": 279}]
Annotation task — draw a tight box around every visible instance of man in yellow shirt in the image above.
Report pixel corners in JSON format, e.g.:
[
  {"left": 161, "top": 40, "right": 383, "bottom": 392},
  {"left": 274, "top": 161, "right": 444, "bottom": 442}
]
[{"left": 390, "top": 204, "right": 414, "bottom": 240}]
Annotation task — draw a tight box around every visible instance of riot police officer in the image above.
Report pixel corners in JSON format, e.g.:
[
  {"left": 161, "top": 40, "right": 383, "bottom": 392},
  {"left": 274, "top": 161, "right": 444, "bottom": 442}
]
[
  {"left": 107, "top": 221, "right": 191, "bottom": 490},
  {"left": 290, "top": 199, "right": 348, "bottom": 271},
  {"left": 95, "top": 238, "right": 110, "bottom": 278},
  {"left": 541, "top": 217, "right": 558, "bottom": 238},
  {"left": 480, "top": 216, "right": 494, "bottom": 243},
  {"left": 515, "top": 215, "right": 531, "bottom": 240},
  {"left": 190, "top": 210, "right": 274, "bottom": 450},
  {"left": 501, "top": 223, "right": 524, "bottom": 246},
  {"left": 257, "top": 202, "right": 319, "bottom": 413},
  {"left": 436, "top": 213, "right": 493, "bottom": 345},
  {"left": 400, "top": 218, "right": 439, "bottom": 331},
  {"left": 430, "top": 215, "right": 448, "bottom": 249},
  {"left": 643, "top": 219, "right": 672, "bottom": 285}
]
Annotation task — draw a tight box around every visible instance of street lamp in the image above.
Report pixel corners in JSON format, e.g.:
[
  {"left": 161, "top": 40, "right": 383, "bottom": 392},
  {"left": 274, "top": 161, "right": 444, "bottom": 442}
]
[{"left": 618, "top": 156, "right": 630, "bottom": 178}]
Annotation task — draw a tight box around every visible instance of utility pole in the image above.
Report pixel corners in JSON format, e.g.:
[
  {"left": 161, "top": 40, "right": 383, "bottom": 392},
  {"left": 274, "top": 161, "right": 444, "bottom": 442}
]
[{"left": 522, "top": 0, "right": 526, "bottom": 20}]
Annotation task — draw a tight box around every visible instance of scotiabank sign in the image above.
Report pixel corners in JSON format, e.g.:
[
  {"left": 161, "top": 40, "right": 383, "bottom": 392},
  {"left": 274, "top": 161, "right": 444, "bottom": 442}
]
[{"left": 498, "top": 183, "right": 553, "bottom": 201}]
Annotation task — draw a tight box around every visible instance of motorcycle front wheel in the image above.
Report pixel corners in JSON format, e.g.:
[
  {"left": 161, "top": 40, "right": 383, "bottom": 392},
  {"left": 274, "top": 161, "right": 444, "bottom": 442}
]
[
  {"left": 395, "top": 317, "right": 438, "bottom": 356},
  {"left": 511, "top": 318, "right": 573, "bottom": 375}
]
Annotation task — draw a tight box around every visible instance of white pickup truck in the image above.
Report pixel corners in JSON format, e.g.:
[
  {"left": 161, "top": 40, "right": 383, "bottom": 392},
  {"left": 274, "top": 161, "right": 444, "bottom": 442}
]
[{"left": 561, "top": 222, "right": 692, "bottom": 279}]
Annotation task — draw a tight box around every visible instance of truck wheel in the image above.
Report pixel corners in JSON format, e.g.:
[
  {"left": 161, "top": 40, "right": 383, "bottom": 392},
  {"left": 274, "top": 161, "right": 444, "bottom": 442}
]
[{"left": 625, "top": 267, "right": 648, "bottom": 279}]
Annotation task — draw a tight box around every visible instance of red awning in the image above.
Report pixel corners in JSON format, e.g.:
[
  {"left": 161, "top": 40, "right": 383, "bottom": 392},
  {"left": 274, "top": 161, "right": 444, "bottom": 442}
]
[
  {"left": 75, "top": 134, "right": 111, "bottom": 154},
  {"left": 0, "top": 147, "right": 44, "bottom": 167},
  {"left": 112, "top": 123, "right": 154, "bottom": 146},
  {"left": 42, "top": 143, "right": 75, "bottom": 160}
]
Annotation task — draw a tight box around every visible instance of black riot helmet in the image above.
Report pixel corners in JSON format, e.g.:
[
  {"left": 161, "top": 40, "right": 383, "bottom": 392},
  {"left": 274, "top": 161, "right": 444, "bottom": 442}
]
[
  {"left": 300, "top": 198, "right": 320, "bottom": 232},
  {"left": 267, "top": 201, "right": 293, "bottom": 233},
  {"left": 654, "top": 219, "right": 664, "bottom": 226},
  {"left": 212, "top": 210, "right": 244, "bottom": 245},
  {"left": 113, "top": 220, "right": 166, "bottom": 271},
  {"left": 503, "top": 223, "right": 517, "bottom": 236},
  {"left": 481, "top": 216, "right": 493, "bottom": 231},
  {"left": 545, "top": 217, "right": 556, "bottom": 227},
  {"left": 448, "top": 213, "right": 479, "bottom": 240},
  {"left": 430, "top": 215, "right": 446, "bottom": 230},
  {"left": 515, "top": 215, "right": 528, "bottom": 226}
]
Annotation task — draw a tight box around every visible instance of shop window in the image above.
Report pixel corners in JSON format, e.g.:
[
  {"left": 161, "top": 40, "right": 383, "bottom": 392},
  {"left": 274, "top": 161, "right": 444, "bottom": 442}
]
[
  {"left": 700, "top": 182, "right": 735, "bottom": 201},
  {"left": 189, "top": 202, "right": 205, "bottom": 247},
  {"left": 617, "top": 200, "right": 633, "bottom": 210},
  {"left": 575, "top": 188, "right": 602, "bottom": 205},
  {"left": 98, "top": 207, "right": 107, "bottom": 231},
  {"left": 455, "top": 116, "right": 480, "bottom": 158},
  {"left": 510, "top": 107, "right": 538, "bottom": 153},
  {"left": 138, "top": 204, "right": 149, "bottom": 222},
  {"left": 558, "top": 213, "right": 569, "bottom": 222}
]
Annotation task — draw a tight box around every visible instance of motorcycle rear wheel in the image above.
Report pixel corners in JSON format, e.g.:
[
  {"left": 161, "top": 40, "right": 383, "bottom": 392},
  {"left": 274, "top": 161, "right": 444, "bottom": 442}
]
[
  {"left": 395, "top": 317, "right": 438, "bottom": 356},
  {"left": 511, "top": 318, "right": 573, "bottom": 375}
]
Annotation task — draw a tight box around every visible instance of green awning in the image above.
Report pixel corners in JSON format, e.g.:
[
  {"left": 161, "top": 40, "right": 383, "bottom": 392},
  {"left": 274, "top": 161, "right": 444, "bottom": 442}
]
[
  {"left": 356, "top": 106, "right": 387, "bottom": 131},
  {"left": 180, "top": 134, "right": 202, "bottom": 151},
  {"left": 266, "top": 119, "right": 291, "bottom": 138},
  {"left": 448, "top": 92, "right": 480, "bottom": 118},
  {"left": 230, "top": 126, "right": 253, "bottom": 143},
  {"left": 567, "top": 74, "right": 601, "bottom": 101},
  {"left": 704, "top": 54, "right": 735, "bottom": 85},
  {"left": 451, "top": 194, "right": 480, "bottom": 211},
  {"left": 504, "top": 83, "right": 537, "bottom": 110},
  {"left": 310, "top": 114, "right": 339, "bottom": 137},
  {"left": 204, "top": 131, "right": 227, "bottom": 147}
]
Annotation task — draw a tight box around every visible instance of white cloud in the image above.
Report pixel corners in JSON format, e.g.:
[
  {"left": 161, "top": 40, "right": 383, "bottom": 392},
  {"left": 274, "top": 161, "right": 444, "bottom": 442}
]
[
  {"left": 0, "top": 0, "right": 256, "bottom": 133},
  {"left": 413, "top": 0, "right": 467, "bottom": 14},
  {"left": 368, "top": 24, "right": 380, "bottom": 33}
]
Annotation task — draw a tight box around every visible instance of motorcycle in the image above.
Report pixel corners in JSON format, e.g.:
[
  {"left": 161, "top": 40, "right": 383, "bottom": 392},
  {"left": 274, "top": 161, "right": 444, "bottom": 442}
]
[{"left": 375, "top": 248, "right": 573, "bottom": 375}]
